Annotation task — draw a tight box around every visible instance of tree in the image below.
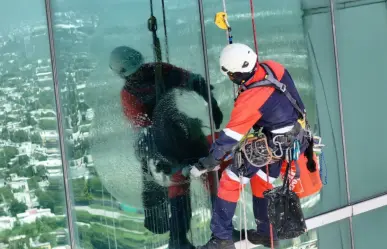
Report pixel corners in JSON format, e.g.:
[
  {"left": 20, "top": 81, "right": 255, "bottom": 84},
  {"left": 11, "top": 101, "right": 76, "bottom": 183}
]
[
  {"left": 4, "top": 147, "right": 18, "bottom": 161},
  {"left": 73, "top": 148, "right": 84, "bottom": 160},
  {"left": 36, "top": 190, "right": 55, "bottom": 212},
  {"left": 35, "top": 166, "right": 47, "bottom": 177},
  {"left": 27, "top": 176, "right": 40, "bottom": 190},
  {"left": 9, "top": 200, "right": 27, "bottom": 216},
  {"left": 39, "top": 233, "right": 57, "bottom": 247},
  {"left": 0, "top": 208, "right": 7, "bottom": 216},
  {"left": 26, "top": 112, "right": 37, "bottom": 126},
  {"left": 39, "top": 119, "right": 57, "bottom": 130},
  {"left": 10, "top": 130, "right": 29, "bottom": 143},
  {"left": 18, "top": 155, "right": 29, "bottom": 166},
  {"left": 0, "top": 128, "right": 9, "bottom": 140},
  {"left": 83, "top": 156, "right": 88, "bottom": 164},
  {"left": 0, "top": 187, "right": 14, "bottom": 203},
  {"left": 31, "top": 132, "right": 42, "bottom": 144},
  {"left": 0, "top": 147, "right": 18, "bottom": 168}
]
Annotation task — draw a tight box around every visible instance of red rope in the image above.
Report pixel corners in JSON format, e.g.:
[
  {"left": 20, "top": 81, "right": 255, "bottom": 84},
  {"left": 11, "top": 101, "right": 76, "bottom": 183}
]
[
  {"left": 249, "top": 0, "right": 259, "bottom": 56},
  {"left": 265, "top": 164, "right": 274, "bottom": 249}
]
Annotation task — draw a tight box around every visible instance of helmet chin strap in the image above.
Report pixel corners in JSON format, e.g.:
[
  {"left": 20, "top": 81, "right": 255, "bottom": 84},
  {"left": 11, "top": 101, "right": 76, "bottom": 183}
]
[{"left": 232, "top": 67, "right": 257, "bottom": 85}]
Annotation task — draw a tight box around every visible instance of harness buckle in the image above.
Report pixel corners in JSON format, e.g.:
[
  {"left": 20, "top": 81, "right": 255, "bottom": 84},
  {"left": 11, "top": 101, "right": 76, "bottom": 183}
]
[{"left": 279, "top": 83, "right": 287, "bottom": 93}]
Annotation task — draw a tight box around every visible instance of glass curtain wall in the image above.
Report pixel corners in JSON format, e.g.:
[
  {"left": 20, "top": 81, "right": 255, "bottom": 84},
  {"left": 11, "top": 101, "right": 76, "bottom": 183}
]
[
  {"left": 1, "top": 0, "right": 387, "bottom": 248},
  {"left": 0, "top": 0, "right": 70, "bottom": 248},
  {"left": 333, "top": 0, "right": 387, "bottom": 203},
  {"left": 49, "top": 0, "right": 216, "bottom": 248}
]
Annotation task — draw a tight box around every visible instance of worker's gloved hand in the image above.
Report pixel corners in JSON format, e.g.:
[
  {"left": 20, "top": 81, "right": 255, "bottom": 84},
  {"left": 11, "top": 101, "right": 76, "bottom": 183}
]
[
  {"left": 198, "top": 154, "right": 221, "bottom": 171},
  {"left": 189, "top": 164, "right": 221, "bottom": 178}
]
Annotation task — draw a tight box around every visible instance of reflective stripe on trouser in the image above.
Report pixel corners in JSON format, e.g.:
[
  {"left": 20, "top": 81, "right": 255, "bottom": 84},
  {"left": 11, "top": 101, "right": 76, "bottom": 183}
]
[{"left": 210, "top": 160, "right": 282, "bottom": 240}]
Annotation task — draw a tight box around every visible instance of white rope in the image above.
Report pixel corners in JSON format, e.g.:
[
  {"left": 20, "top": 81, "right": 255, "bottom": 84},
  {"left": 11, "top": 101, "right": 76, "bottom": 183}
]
[
  {"left": 220, "top": 0, "right": 237, "bottom": 98},
  {"left": 221, "top": 0, "right": 228, "bottom": 37},
  {"left": 239, "top": 174, "right": 249, "bottom": 249}
]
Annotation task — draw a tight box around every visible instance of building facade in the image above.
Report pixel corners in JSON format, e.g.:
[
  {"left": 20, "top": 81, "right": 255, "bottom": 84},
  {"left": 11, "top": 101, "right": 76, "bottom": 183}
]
[{"left": 0, "top": 0, "right": 386, "bottom": 248}]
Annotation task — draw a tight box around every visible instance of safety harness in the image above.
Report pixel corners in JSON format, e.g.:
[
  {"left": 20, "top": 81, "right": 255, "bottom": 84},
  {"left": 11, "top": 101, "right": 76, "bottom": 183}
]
[
  {"left": 237, "top": 63, "right": 310, "bottom": 169},
  {"left": 241, "top": 63, "right": 306, "bottom": 120},
  {"left": 236, "top": 63, "right": 310, "bottom": 240}
]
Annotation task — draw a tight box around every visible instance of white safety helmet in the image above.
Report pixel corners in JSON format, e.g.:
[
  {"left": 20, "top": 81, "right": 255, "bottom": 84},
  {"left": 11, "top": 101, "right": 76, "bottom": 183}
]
[
  {"left": 219, "top": 43, "right": 258, "bottom": 84},
  {"left": 109, "top": 46, "right": 144, "bottom": 78}
]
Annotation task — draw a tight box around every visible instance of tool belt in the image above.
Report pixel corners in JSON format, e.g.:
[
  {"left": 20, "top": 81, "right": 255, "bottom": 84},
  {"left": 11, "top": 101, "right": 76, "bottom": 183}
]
[{"left": 237, "top": 119, "right": 308, "bottom": 168}]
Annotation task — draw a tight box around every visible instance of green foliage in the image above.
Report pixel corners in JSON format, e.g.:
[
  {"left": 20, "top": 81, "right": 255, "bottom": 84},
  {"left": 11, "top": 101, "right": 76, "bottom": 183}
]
[
  {"left": 9, "top": 199, "right": 27, "bottom": 216},
  {"left": 35, "top": 166, "right": 47, "bottom": 177},
  {"left": 0, "top": 208, "right": 7, "bottom": 216},
  {"left": 27, "top": 176, "right": 40, "bottom": 190},
  {"left": 31, "top": 132, "right": 42, "bottom": 144},
  {"left": 0, "top": 187, "right": 14, "bottom": 203},
  {"left": 71, "top": 178, "right": 92, "bottom": 205},
  {"left": 25, "top": 113, "right": 37, "bottom": 126},
  {"left": 0, "top": 128, "right": 9, "bottom": 140},
  {"left": 36, "top": 180, "right": 65, "bottom": 214},
  {"left": 8, "top": 165, "right": 33, "bottom": 178},
  {"left": 38, "top": 119, "right": 57, "bottom": 130},
  {"left": 18, "top": 155, "right": 29, "bottom": 166},
  {"left": 39, "top": 232, "right": 57, "bottom": 247},
  {"left": 0, "top": 217, "right": 66, "bottom": 244},
  {"left": 10, "top": 130, "right": 29, "bottom": 143},
  {"left": 0, "top": 146, "right": 19, "bottom": 168}
]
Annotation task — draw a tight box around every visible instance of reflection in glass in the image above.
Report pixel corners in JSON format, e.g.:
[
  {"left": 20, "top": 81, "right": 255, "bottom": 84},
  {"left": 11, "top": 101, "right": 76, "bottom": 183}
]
[
  {"left": 50, "top": 0, "right": 222, "bottom": 248},
  {"left": 0, "top": 1, "right": 69, "bottom": 248}
]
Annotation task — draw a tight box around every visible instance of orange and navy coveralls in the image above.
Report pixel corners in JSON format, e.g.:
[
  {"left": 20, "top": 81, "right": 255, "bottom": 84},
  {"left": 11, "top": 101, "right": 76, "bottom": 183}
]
[{"left": 208, "top": 60, "right": 322, "bottom": 240}]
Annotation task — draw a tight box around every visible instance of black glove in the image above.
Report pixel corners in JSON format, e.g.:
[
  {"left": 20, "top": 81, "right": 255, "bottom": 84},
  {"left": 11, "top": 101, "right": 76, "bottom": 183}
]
[
  {"left": 198, "top": 153, "right": 221, "bottom": 171},
  {"left": 305, "top": 138, "right": 317, "bottom": 172}
]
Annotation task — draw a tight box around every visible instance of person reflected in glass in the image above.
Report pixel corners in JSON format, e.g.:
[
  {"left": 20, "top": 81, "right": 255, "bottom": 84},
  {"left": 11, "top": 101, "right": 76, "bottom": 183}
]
[
  {"left": 109, "top": 46, "right": 223, "bottom": 249},
  {"left": 195, "top": 43, "right": 323, "bottom": 249}
]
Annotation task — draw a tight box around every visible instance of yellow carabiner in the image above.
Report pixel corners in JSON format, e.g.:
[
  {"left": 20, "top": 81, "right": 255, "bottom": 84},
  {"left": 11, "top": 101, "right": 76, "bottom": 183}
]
[
  {"left": 214, "top": 12, "right": 229, "bottom": 30},
  {"left": 297, "top": 118, "right": 306, "bottom": 129}
]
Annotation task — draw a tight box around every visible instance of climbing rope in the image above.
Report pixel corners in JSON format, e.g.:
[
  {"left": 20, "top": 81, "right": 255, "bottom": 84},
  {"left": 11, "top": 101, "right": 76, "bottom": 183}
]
[
  {"left": 214, "top": 8, "right": 236, "bottom": 99},
  {"left": 239, "top": 174, "right": 249, "bottom": 249},
  {"left": 148, "top": 0, "right": 165, "bottom": 103},
  {"left": 248, "top": 0, "right": 259, "bottom": 55},
  {"left": 161, "top": 0, "right": 170, "bottom": 63},
  {"left": 265, "top": 164, "right": 275, "bottom": 249}
]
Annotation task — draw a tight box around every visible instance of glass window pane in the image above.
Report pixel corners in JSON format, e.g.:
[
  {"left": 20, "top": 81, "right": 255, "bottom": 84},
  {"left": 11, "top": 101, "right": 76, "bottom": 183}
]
[
  {"left": 315, "top": 219, "right": 352, "bottom": 249},
  {"left": 50, "top": 0, "right": 217, "bottom": 248},
  {"left": 334, "top": 0, "right": 387, "bottom": 202},
  {"left": 202, "top": 0, "right": 348, "bottom": 231},
  {"left": 353, "top": 206, "right": 387, "bottom": 248},
  {"left": 0, "top": 1, "right": 69, "bottom": 248},
  {"left": 302, "top": 0, "right": 348, "bottom": 212}
]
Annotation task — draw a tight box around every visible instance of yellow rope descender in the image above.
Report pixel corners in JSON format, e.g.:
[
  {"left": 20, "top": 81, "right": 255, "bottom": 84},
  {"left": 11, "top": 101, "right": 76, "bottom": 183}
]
[
  {"left": 214, "top": 12, "right": 233, "bottom": 44},
  {"left": 214, "top": 12, "right": 229, "bottom": 30}
]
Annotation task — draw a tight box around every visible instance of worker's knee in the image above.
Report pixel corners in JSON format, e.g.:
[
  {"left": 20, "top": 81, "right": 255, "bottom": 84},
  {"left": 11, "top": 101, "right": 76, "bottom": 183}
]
[
  {"left": 217, "top": 169, "right": 244, "bottom": 202},
  {"left": 250, "top": 174, "right": 273, "bottom": 198}
]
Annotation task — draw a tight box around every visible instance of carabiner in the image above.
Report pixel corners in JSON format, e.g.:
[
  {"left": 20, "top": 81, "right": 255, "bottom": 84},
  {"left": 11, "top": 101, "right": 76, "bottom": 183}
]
[
  {"left": 292, "top": 140, "right": 300, "bottom": 161},
  {"left": 272, "top": 135, "right": 284, "bottom": 158}
]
